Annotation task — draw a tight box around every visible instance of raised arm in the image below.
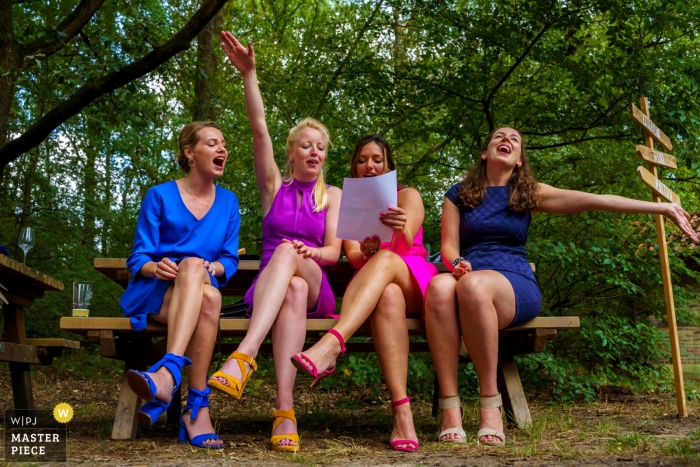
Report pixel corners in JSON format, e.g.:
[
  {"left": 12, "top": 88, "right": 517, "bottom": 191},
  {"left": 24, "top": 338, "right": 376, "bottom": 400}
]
[
  {"left": 537, "top": 183, "right": 698, "bottom": 243},
  {"left": 221, "top": 31, "right": 281, "bottom": 214}
]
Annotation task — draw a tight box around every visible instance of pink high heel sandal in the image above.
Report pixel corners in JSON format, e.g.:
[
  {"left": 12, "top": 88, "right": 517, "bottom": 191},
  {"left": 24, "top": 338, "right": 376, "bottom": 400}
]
[
  {"left": 290, "top": 329, "right": 346, "bottom": 387},
  {"left": 389, "top": 397, "right": 419, "bottom": 452}
]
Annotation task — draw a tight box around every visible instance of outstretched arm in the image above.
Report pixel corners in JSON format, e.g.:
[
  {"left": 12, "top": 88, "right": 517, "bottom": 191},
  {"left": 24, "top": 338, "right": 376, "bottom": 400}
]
[
  {"left": 537, "top": 183, "right": 698, "bottom": 243},
  {"left": 221, "top": 31, "right": 280, "bottom": 214}
]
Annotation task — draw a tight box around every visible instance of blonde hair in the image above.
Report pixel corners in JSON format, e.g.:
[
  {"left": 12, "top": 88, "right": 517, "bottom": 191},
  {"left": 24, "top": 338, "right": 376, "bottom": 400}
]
[
  {"left": 283, "top": 117, "right": 331, "bottom": 212},
  {"left": 177, "top": 121, "right": 222, "bottom": 172}
]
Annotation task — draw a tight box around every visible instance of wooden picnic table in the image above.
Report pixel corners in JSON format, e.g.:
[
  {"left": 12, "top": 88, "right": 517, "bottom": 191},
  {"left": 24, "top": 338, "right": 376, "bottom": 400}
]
[{"left": 0, "top": 254, "right": 79, "bottom": 409}]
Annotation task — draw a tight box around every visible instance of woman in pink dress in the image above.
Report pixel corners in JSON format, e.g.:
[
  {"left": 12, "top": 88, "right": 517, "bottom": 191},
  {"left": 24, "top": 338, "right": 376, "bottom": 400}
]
[{"left": 291, "top": 135, "right": 438, "bottom": 452}]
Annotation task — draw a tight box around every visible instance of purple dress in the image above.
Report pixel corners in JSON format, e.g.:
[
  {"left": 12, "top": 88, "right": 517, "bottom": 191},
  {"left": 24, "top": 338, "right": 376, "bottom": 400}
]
[{"left": 244, "top": 177, "right": 336, "bottom": 318}]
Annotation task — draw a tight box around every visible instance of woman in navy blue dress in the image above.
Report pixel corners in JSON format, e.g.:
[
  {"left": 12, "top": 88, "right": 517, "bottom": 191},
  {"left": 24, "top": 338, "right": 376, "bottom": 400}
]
[
  {"left": 119, "top": 121, "right": 241, "bottom": 448},
  {"left": 426, "top": 127, "right": 697, "bottom": 447}
]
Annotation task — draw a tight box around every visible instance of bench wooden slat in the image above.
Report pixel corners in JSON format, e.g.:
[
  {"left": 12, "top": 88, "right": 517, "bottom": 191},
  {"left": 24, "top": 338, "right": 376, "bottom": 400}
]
[
  {"left": 61, "top": 316, "right": 579, "bottom": 335},
  {"left": 25, "top": 338, "right": 80, "bottom": 350}
]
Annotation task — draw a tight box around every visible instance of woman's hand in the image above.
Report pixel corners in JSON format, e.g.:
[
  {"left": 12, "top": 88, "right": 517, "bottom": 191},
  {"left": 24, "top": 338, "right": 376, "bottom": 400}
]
[
  {"left": 282, "top": 239, "right": 319, "bottom": 261},
  {"left": 220, "top": 31, "right": 255, "bottom": 75},
  {"left": 155, "top": 258, "right": 178, "bottom": 281},
  {"left": 380, "top": 206, "right": 407, "bottom": 233},
  {"left": 360, "top": 236, "right": 381, "bottom": 259},
  {"left": 665, "top": 203, "right": 699, "bottom": 243},
  {"left": 203, "top": 260, "right": 217, "bottom": 276},
  {"left": 453, "top": 260, "right": 472, "bottom": 279}
]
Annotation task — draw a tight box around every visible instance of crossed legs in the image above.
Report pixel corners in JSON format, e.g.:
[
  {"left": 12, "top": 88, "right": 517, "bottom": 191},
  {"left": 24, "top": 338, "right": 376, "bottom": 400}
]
[
  {"left": 293, "top": 250, "right": 422, "bottom": 447},
  {"left": 425, "top": 271, "right": 515, "bottom": 443},
  {"left": 148, "top": 257, "right": 223, "bottom": 447},
  {"left": 211, "top": 242, "right": 323, "bottom": 447}
]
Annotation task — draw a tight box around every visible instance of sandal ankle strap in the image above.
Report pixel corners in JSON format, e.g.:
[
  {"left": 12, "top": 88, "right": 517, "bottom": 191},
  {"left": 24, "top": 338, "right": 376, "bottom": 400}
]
[
  {"left": 391, "top": 397, "right": 410, "bottom": 407},
  {"left": 149, "top": 353, "right": 192, "bottom": 390},
  {"left": 271, "top": 408, "right": 297, "bottom": 429},
  {"left": 328, "top": 329, "right": 347, "bottom": 353},
  {"left": 186, "top": 386, "right": 211, "bottom": 420},
  {"left": 438, "top": 396, "right": 461, "bottom": 410},
  {"left": 479, "top": 393, "right": 503, "bottom": 409},
  {"left": 230, "top": 351, "right": 258, "bottom": 371}
]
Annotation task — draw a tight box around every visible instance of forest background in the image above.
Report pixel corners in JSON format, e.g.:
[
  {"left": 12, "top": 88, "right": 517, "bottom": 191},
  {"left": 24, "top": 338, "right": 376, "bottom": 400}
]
[{"left": 1, "top": 0, "right": 699, "bottom": 401}]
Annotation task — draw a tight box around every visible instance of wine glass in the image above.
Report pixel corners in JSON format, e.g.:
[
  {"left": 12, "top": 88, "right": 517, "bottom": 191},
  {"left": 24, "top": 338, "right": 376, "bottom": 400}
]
[{"left": 18, "top": 227, "right": 35, "bottom": 264}]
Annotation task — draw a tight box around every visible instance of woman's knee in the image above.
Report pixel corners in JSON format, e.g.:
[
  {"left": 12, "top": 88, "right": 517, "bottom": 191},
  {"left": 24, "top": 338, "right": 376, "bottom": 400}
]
[
  {"left": 285, "top": 277, "right": 308, "bottom": 305},
  {"left": 175, "top": 257, "right": 207, "bottom": 283},
  {"left": 271, "top": 241, "right": 298, "bottom": 261},
  {"left": 199, "top": 285, "right": 221, "bottom": 323},
  {"left": 455, "top": 274, "right": 491, "bottom": 309},
  {"left": 425, "top": 274, "right": 456, "bottom": 311},
  {"left": 373, "top": 283, "right": 405, "bottom": 319}
]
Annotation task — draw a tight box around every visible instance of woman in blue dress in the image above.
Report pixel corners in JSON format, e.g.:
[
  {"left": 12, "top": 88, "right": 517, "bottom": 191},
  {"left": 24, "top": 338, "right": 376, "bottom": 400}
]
[
  {"left": 426, "top": 127, "right": 698, "bottom": 447},
  {"left": 119, "top": 121, "right": 241, "bottom": 448}
]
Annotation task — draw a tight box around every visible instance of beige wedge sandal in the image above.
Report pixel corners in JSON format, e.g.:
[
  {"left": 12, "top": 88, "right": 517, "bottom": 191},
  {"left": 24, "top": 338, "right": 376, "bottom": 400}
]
[
  {"left": 477, "top": 393, "right": 506, "bottom": 447},
  {"left": 437, "top": 396, "right": 467, "bottom": 443}
]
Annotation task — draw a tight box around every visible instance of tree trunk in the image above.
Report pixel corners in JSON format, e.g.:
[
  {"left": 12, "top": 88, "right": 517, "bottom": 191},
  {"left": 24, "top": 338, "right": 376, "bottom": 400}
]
[
  {"left": 193, "top": 8, "right": 223, "bottom": 121},
  {"left": 82, "top": 119, "right": 99, "bottom": 251},
  {"left": 0, "top": 0, "right": 19, "bottom": 187}
]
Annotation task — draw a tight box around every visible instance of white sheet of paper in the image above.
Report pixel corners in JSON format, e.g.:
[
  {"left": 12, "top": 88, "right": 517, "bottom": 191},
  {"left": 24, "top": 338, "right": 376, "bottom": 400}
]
[{"left": 336, "top": 171, "right": 397, "bottom": 242}]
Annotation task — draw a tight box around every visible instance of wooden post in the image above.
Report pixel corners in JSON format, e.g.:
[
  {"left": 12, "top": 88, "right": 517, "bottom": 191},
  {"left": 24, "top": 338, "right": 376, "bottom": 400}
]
[{"left": 638, "top": 97, "right": 687, "bottom": 417}]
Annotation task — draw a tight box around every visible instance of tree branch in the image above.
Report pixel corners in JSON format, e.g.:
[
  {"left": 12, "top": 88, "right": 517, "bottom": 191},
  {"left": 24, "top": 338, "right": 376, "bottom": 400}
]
[
  {"left": 18, "top": 0, "right": 106, "bottom": 72},
  {"left": 0, "top": 0, "right": 229, "bottom": 169},
  {"left": 313, "top": 0, "right": 385, "bottom": 118}
]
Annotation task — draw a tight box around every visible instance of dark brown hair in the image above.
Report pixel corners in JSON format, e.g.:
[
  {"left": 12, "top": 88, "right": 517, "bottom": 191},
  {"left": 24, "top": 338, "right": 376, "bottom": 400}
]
[
  {"left": 176, "top": 121, "right": 222, "bottom": 172},
  {"left": 456, "top": 127, "right": 540, "bottom": 212},
  {"left": 349, "top": 134, "right": 396, "bottom": 177}
]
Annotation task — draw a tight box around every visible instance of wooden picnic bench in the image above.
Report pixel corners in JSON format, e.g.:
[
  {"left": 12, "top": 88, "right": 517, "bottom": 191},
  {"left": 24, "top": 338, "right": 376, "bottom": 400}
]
[
  {"left": 0, "top": 254, "right": 79, "bottom": 410},
  {"left": 60, "top": 257, "right": 580, "bottom": 440}
]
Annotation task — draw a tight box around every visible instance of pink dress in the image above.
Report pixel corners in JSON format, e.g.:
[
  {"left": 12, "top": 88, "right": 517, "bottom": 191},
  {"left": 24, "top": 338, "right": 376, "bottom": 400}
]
[{"left": 329, "top": 225, "right": 439, "bottom": 319}]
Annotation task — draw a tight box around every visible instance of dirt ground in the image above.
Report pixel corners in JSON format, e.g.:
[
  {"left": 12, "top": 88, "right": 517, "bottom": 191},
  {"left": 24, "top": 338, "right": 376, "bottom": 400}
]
[{"left": 2, "top": 365, "right": 700, "bottom": 466}]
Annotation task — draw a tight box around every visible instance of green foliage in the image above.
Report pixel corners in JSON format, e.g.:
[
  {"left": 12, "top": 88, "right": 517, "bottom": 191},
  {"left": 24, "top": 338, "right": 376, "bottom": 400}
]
[{"left": 1, "top": 0, "right": 699, "bottom": 397}]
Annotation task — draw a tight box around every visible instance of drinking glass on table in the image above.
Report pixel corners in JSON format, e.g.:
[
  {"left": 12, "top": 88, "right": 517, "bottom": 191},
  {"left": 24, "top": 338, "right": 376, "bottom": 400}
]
[
  {"left": 72, "top": 282, "right": 93, "bottom": 317},
  {"left": 18, "top": 227, "right": 34, "bottom": 264}
]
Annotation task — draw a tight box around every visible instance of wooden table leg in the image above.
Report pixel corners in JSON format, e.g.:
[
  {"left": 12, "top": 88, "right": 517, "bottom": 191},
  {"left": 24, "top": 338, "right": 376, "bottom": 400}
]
[
  {"left": 112, "top": 340, "right": 148, "bottom": 440},
  {"left": 497, "top": 354, "right": 532, "bottom": 428},
  {"left": 4, "top": 304, "right": 34, "bottom": 409}
]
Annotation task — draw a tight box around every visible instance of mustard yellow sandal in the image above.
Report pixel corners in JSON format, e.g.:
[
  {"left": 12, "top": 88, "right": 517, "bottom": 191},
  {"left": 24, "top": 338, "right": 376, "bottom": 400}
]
[
  {"left": 207, "top": 350, "right": 257, "bottom": 399},
  {"left": 270, "top": 408, "right": 300, "bottom": 453}
]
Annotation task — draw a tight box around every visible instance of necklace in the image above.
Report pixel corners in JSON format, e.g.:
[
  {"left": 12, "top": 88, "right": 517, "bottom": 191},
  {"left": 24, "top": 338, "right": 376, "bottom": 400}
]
[{"left": 185, "top": 182, "right": 213, "bottom": 208}]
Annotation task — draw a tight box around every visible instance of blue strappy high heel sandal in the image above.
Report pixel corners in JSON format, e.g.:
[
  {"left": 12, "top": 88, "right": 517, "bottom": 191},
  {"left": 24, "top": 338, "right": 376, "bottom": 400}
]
[
  {"left": 126, "top": 353, "right": 192, "bottom": 427},
  {"left": 178, "top": 386, "right": 224, "bottom": 449}
]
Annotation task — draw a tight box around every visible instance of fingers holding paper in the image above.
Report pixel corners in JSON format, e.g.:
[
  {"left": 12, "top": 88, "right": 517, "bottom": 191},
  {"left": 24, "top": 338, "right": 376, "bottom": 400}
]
[{"left": 380, "top": 206, "right": 407, "bottom": 232}]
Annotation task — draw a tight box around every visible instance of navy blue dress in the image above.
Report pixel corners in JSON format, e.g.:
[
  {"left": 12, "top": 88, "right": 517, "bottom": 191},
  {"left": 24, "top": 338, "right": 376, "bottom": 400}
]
[
  {"left": 445, "top": 183, "right": 541, "bottom": 327},
  {"left": 120, "top": 181, "right": 241, "bottom": 331}
]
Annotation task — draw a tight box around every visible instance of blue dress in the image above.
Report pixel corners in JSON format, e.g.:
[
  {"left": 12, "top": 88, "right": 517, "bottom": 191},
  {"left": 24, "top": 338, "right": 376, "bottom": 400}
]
[
  {"left": 445, "top": 183, "right": 541, "bottom": 327},
  {"left": 120, "top": 181, "right": 241, "bottom": 331}
]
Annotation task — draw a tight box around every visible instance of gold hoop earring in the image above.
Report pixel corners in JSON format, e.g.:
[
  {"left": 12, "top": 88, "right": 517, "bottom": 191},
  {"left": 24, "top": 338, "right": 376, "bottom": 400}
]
[{"left": 188, "top": 158, "right": 195, "bottom": 167}]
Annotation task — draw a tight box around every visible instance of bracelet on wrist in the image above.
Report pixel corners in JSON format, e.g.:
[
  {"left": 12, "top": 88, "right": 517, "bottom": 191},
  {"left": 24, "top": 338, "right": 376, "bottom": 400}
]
[{"left": 451, "top": 256, "right": 469, "bottom": 268}]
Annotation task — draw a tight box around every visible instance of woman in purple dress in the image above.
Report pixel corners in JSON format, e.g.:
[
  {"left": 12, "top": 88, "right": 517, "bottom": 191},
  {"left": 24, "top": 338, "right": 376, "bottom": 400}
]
[
  {"left": 426, "top": 127, "right": 698, "bottom": 447},
  {"left": 208, "top": 32, "right": 342, "bottom": 453}
]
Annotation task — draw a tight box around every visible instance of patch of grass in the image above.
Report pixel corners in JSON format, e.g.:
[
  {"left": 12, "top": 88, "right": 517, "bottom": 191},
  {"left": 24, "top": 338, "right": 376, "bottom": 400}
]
[{"left": 607, "top": 433, "right": 652, "bottom": 453}]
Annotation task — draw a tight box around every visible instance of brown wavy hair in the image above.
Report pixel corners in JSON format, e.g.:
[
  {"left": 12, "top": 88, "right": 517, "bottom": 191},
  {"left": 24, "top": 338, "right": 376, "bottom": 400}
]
[{"left": 456, "top": 127, "right": 540, "bottom": 212}]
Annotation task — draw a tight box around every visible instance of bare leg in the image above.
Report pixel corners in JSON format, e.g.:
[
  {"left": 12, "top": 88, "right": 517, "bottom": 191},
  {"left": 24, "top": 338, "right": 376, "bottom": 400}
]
[
  {"left": 145, "top": 257, "right": 211, "bottom": 403},
  {"left": 370, "top": 283, "right": 418, "bottom": 449},
  {"left": 424, "top": 274, "right": 463, "bottom": 441},
  {"left": 295, "top": 250, "right": 421, "bottom": 374},
  {"left": 212, "top": 242, "right": 323, "bottom": 385},
  {"left": 271, "top": 277, "right": 308, "bottom": 448},
  {"left": 180, "top": 285, "right": 223, "bottom": 447},
  {"left": 457, "top": 271, "right": 515, "bottom": 444}
]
